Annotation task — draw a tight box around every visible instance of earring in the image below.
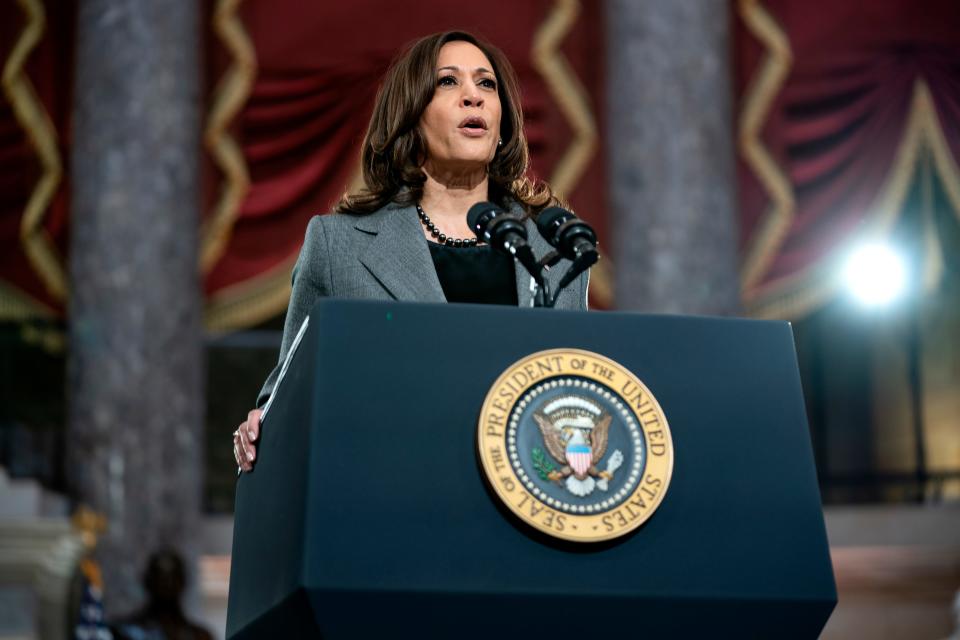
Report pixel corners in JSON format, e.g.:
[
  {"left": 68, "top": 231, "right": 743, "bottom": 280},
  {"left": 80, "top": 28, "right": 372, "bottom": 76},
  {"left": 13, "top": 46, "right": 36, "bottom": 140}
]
[{"left": 498, "top": 138, "right": 503, "bottom": 146}]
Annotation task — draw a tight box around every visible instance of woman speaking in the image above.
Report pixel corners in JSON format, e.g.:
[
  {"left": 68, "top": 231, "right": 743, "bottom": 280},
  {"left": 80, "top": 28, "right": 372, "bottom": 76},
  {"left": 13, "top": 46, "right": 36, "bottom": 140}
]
[{"left": 233, "top": 30, "right": 590, "bottom": 471}]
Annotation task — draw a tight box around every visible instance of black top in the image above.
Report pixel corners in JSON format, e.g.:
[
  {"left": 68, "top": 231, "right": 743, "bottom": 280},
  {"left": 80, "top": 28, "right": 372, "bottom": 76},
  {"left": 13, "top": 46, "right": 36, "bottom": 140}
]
[{"left": 427, "top": 241, "right": 518, "bottom": 305}]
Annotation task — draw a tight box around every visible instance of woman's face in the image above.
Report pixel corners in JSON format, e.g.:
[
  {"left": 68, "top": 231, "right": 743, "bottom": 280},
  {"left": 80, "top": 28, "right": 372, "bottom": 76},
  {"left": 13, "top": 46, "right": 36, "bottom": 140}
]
[{"left": 420, "top": 41, "right": 502, "bottom": 173}]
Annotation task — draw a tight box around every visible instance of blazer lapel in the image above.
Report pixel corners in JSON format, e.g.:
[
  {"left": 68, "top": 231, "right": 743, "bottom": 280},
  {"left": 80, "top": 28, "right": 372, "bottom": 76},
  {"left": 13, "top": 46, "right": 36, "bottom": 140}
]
[
  {"left": 356, "top": 201, "right": 544, "bottom": 307},
  {"left": 356, "top": 203, "right": 446, "bottom": 302}
]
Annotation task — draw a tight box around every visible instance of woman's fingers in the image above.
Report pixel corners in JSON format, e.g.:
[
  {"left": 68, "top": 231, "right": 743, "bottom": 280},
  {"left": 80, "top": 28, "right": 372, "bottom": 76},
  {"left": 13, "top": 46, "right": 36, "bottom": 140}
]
[
  {"left": 246, "top": 408, "right": 262, "bottom": 442},
  {"left": 234, "top": 409, "right": 264, "bottom": 474},
  {"left": 243, "top": 410, "right": 260, "bottom": 462},
  {"left": 239, "top": 422, "right": 256, "bottom": 464},
  {"left": 235, "top": 426, "right": 253, "bottom": 471},
  {"left": 234, "top": 437, "right": 252, "bottom": 472}
]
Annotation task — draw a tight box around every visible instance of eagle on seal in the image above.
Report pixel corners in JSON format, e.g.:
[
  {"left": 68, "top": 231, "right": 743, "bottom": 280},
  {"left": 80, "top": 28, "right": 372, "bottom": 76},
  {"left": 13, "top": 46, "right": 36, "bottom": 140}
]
[{"left": 533, "top": 395, "right": 616, "bottom": 496}]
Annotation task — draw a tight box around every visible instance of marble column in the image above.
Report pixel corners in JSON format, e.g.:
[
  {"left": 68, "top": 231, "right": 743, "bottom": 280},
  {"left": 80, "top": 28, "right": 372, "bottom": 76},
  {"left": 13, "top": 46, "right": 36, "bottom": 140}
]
[
  {"left": 68, "top": 0, "right": 203, "bottom": 617},
  {"left": 606, "top": 1, "right": 741, "bottom": 315}
]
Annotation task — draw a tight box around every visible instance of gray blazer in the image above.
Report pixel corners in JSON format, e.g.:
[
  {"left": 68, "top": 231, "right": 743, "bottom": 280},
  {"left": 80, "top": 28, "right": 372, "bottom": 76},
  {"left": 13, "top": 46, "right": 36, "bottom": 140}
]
[{"left": 256, "top": 200, "right": 590, "bottom": 406}]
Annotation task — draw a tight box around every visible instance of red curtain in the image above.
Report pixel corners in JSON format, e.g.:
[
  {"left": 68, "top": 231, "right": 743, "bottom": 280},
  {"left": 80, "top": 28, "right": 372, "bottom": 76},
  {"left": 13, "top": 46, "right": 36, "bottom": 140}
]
[
  {"left": 0, "top": 1, "right": 608, "bottom": 326},
  {"left": 6, "top": 2, "right": 959, "bottom": 324},
  {"left": 734, "top": 0, "right": 960, "bottom": 317},
  {"left": 203, "top": 0, "right": 608, "bottom": 326}
]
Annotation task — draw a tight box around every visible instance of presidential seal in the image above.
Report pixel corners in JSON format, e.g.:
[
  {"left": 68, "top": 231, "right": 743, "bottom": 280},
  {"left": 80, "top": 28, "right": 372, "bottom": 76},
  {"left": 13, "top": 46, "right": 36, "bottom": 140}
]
[{"left": 477, "top": 349, "right": 673, "bottom": 543}]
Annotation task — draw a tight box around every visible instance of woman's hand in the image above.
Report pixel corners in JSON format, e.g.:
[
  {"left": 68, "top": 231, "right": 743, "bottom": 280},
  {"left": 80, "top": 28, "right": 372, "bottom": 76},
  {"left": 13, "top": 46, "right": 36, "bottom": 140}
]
[{"left": 234, "top": 408, "right": 262, "bottom": 473}]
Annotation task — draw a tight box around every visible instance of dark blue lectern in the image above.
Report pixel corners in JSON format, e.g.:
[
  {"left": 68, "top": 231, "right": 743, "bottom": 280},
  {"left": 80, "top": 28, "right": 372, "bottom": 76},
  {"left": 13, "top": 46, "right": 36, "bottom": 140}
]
[{"left": 226, "top": 300, "right": 836, "bottom": 638}]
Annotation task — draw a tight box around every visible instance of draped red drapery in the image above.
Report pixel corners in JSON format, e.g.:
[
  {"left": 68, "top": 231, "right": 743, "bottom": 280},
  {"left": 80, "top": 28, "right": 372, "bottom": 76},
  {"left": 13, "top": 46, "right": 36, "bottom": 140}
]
[
  {"left": 0, "top": 0, "right": 608, "bottom": 328},
  {"left": 203, "top": 0, "right": 608, "bottom": 327},
  {"left": 734, "top": 0, "right": 960, "bottom": 317},
  {"left": 5, "top": 1, "right": 958, "bottom": 325}
]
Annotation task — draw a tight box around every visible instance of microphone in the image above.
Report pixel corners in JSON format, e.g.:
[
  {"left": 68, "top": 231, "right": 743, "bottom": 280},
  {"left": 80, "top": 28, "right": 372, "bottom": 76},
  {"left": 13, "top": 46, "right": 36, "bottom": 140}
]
[
  {"left": 535, "top": 207, "right": 600, "bottom": 305},
  {"left": 467, "top": 202, "right": 527, "bottom": 255},
  {"left": 535, "top": 206, "right": 599, "bottom": 263},
  {"left": 467, "top": 202, "right": 549, "bottom": 306}
]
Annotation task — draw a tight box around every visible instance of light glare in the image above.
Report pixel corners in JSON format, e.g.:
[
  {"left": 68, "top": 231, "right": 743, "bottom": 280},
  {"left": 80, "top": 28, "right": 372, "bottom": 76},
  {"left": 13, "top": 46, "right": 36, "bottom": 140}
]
[{"left": 843, "top": 243, "right": 907, "bottom": 306}]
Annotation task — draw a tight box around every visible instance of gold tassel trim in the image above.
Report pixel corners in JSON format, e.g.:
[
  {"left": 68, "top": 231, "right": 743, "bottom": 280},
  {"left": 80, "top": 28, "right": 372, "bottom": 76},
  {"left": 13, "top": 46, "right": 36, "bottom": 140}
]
[
  {"left": 201, "top": 0, "right": 256, "bottom": 273},
  {"left": 736, "top": 0, "right": 795, "bottom": 299},
  {"left": 533, "top": 0, "right": 611, "bottom": 305},
  {"left": 1, "top": 0, "right": 66, "bottom": 301},
  {"left": 531, "top": 0, "right": 598, "bottom": 201},
  {"left": 204, "top": 254, "right": 297, "bottom": 333}
]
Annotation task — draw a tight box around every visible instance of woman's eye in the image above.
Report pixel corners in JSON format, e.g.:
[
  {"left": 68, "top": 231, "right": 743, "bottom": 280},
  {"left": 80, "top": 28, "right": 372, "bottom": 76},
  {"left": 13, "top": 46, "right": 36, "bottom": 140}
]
[
  {"left": 437, "top": 75, "right": 457, "bottom": 87},
  {"left": 479, "top": 78, "right": 497, "bottom": 90}
]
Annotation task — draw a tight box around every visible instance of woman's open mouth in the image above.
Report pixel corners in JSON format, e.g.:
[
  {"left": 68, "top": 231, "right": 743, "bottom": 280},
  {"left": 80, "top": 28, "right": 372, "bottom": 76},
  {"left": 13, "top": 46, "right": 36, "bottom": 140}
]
[{"left": 458, "top": 116, "right": 488, "bottom": 137}]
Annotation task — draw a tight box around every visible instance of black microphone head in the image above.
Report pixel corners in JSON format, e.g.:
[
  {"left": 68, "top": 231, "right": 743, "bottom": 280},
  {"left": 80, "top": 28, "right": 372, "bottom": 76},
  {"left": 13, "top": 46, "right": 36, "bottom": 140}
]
[
  {"left": 536, "top": 206, "right": 597, "bottom": 259},
  {"left": 467, "top": 202, "right": 504, "bottom": 240},
  {"left": 536, "top": 206, "right": 575, "bottom": 247}
]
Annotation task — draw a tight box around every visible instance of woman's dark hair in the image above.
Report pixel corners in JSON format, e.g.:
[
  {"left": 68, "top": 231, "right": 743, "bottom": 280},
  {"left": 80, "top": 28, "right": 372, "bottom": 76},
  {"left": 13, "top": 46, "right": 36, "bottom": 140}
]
[{"left": 336, "top": 31, "right": 556, "bottom": 215}]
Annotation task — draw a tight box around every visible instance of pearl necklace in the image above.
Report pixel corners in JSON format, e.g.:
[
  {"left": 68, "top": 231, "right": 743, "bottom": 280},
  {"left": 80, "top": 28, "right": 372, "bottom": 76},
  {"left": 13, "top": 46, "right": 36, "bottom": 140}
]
[{"left": 416, "top": 204, "right": 479, "bottom": 247}]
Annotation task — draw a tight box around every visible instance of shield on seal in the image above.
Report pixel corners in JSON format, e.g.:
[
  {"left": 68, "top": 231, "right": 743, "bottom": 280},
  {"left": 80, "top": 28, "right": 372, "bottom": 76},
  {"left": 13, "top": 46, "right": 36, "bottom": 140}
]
[{"left": 565, "top": 443, "right": 592, "bottom": 477}]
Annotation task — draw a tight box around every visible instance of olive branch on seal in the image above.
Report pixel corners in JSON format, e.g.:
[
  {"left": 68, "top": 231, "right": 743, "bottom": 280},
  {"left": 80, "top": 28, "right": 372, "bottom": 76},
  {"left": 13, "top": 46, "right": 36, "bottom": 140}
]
[{"left": 531, "top": 447, "right": 557, "bottom": 481}]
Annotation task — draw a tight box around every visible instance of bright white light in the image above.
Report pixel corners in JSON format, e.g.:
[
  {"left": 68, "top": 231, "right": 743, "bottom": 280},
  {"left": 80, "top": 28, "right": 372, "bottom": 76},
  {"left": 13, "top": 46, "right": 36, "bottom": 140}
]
[{"left": 843, "top": 243, "right": 907, "bottom": 306}]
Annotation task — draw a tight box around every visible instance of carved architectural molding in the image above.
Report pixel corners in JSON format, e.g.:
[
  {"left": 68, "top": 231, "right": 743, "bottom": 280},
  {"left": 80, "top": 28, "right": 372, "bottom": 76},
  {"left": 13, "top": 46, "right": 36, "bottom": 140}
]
[{"left": 0, "top": 520, "right": 85, "bottom": 640}]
